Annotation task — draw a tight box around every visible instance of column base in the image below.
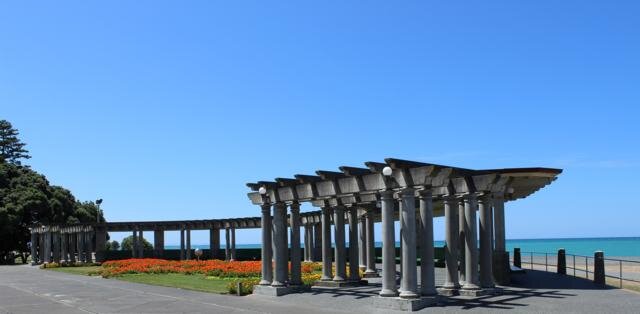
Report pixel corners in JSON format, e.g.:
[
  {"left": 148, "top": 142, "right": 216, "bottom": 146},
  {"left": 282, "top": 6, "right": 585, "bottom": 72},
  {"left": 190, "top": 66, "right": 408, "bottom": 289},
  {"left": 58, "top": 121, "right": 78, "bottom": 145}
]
[
  {"left": 459, "top": 287, "right": 502, "bottom": 297},
  {"left": 313, "top": 279, "right": 368, "bottom": 288},
  {"left": 252, "top": 285, "right": 310, "bottom": 297},
  {"left": 363, "top": 271, "right": 380, "bottom": 278},
  {"left": 373, "top": 295, "right": 440, "bottom": 312},
  {"left": 436, "top": 287, "right": 459, "bottom": 296}
]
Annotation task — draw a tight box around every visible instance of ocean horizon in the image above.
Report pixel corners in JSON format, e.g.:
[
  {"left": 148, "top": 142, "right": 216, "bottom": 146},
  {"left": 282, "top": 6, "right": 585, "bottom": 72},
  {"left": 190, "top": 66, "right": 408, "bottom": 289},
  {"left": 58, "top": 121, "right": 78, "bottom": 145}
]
[{"left": 164, "top": 236, "right": 640, "bottom": 257}]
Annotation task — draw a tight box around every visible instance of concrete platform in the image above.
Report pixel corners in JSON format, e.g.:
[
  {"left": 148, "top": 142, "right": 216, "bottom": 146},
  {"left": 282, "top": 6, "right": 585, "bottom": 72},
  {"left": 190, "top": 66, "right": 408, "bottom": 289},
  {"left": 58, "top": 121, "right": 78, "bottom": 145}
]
[
  {"left": 373, "top": 295, "right": 439, "bottom": 312},
  {"left": 253, "top": 284, "right": 310, "bottom": 296},
  {"left": 2, "top": 265, "right": 640, "bottom": 313},
  {"left": 313, "top": 279, "right": 368, "bottom": 288}
]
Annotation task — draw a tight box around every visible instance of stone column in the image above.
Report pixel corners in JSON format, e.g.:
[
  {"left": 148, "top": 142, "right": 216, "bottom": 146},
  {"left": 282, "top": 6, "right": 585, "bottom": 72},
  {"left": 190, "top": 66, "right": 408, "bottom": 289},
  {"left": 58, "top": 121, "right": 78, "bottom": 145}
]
[
  {"left": 303, "top": 224, "right": 310, "bottom": 261},
  {"left": 272, "top": 202, "right": 288, "bottom": 287},
  {"left": 333, "top": 206, "right": 347, "bottom": 282},
  {"left": 95, "top": 227, "right": 107, "bottom": 263},
  {"left": 138, "top": 230, "right": 144, "bottom": 259},
  {"left": 290, "top": 202, "right": 302, "bottom": 285},
  {"left": 364, "top": 211, "right": 377, "bottom": 276},
  {"left": 479, "top": 195, "right": 494, "bottom": 288},
  {"left": 39, "top": 230, "right": 45, "bottom": 264},
  {"left": 44, "top": 227, "right": 51, "bottom": 263},
  {"left": 259, "top": 204, "right": 273, "bottom": 285},
  {"left": 179, "top": 228, "right": 185, "bottom": 260},
  {"left": 313, "top": 223, "right": 321, "bottom": 262},
  {"left": 154, "top": 229, "right": 164, "bottom": 258},
  {"left": 419, "top": 189, "right": 436, "bottom": 296},
  {"left": 321, "top": 206, "right": 333, "bottom": 281},
  {"left": 358, "top": 214, "right": 366, "bottom": 269},
  {"left": 462, "top": 194, "right": 480, "bottom": 290},
  {"left": 492, "top": 195, "right": 510, "bottom": 285},
  {"left": 184, "top": 228, "right": 190, "bottom": 260},
  {"left": 52, "top": 228, "right": 61, "bottom": 263},
  {"left": 399, "top": 188, "right": 418, "bottom": 298},
  {"left": 210, "top": 228, "right": 220, "bottom": 259},
  {"left": 458, "top": 198, "right": 466, "bottom": 283},
  {"left": 380, "top": 190, "right": 398, "bottom": 297},
  {"left": 60, "top": 230, "right": 68, "bottom": 262},
  {"left": 68, "top": 230, "right": 76, "bottom": 263},
  {"left": 30, "top": 230, "right": 38, "bottom": 265},
  {"left": 225, "top": 227, "right": 231, "bottom": 261},
  {"left": 231, "top": 228, "right": 236, "bottom": 261},
  {"left": 347, "top": 206, "right": 360, "bottom": 282},
  {"left": 132, "top": 229, "right": 138, "bottom": 258},
  {"left": 443, "top": 196, "right": 460, "bottom": 289},
  {"left": 60, "top": 229, "right": 69, "bottom": 263},
  {"left": 79, "top": 229, "right": 87, "bottom": 263}
]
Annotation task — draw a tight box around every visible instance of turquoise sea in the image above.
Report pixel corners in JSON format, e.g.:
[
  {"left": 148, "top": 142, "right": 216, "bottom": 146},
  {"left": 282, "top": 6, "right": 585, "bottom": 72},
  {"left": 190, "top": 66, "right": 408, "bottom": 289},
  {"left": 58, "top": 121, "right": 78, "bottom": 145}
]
[{"left": 166, "top": 237, "right": 640, "bottom": 257}]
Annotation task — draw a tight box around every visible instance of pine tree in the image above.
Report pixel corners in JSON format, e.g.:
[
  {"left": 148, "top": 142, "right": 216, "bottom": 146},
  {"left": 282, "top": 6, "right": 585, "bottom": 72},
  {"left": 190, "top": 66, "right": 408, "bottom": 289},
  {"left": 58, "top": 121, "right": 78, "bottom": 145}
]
[{"left": 0, "top": 120, "right": 31, "bottom": 165}]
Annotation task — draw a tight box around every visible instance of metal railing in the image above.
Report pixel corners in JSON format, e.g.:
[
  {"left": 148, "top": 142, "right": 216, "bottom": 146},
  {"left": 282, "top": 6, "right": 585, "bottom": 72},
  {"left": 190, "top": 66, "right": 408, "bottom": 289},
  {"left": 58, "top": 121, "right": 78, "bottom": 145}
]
[{"left": 514, "top": 248, "right": 640, "bottom": 289}]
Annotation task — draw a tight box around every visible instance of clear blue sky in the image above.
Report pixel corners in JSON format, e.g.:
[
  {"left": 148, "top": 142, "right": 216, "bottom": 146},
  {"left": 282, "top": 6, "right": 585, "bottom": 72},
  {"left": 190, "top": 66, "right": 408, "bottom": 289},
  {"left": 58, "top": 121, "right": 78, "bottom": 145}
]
[{"left": 2, "top": 1, "right": 639, "bottom": 245}]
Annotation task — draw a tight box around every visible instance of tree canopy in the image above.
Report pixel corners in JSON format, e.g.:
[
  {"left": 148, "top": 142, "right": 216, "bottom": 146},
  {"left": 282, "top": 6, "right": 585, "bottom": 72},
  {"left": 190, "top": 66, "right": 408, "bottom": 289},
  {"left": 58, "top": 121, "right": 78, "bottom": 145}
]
[
  {"left": 121, "top": 235, "right": 153, "bottom": 251},
  {"left": 0, "top": 120, "right": 31, "bottom": 165},
  {"left": 0, "top": 119, "right": 105, "bottom": 262}
]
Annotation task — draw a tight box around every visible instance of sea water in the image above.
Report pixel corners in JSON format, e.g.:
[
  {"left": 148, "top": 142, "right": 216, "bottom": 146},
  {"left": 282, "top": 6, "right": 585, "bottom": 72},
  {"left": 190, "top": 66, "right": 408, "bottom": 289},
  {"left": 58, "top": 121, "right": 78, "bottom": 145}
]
[{"left": 166, "top": 237, "right": 640, "bottom": 257}]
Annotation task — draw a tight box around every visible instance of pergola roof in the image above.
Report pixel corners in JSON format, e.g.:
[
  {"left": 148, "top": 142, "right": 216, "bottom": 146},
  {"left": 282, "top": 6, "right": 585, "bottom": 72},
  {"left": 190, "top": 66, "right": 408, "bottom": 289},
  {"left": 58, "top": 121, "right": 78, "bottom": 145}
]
[{"left": 246, "top": 157, "right": 562, "bottom": 209}]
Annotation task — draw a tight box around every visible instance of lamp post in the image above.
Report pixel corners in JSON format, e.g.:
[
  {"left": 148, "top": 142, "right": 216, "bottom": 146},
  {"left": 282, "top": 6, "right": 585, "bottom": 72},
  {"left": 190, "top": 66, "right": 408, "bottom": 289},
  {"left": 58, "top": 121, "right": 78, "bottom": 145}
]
[{"left": 96, "top": 199, "right": 103, "bottom": 223}]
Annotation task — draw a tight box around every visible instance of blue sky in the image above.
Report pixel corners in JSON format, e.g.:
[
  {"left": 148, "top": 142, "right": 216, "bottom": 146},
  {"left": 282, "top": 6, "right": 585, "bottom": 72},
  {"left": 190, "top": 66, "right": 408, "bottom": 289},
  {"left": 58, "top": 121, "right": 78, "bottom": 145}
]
[{"left": 2, "top": 1, "right": 639, "bottom": 245}]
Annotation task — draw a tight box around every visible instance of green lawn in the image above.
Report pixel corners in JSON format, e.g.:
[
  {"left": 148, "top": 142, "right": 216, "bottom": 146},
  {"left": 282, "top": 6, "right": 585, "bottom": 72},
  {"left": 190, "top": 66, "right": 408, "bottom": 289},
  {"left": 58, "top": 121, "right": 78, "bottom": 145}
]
[
  {"left": 45, "top": 267, "right": 235, "bottom": 294},
  {"left": 116, "top": 273, "right": 233, "bottom": 294},
  {"left": 47, "top": 266, "right": 100, "bottom": 276}
]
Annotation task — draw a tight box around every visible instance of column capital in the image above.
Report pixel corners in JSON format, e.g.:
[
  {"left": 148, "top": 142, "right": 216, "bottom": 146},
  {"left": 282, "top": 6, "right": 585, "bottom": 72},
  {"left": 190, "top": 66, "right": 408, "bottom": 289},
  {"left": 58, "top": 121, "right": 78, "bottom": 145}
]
[
  {"left": 274, "top": 201, "right": 287, "bottom": 211},
  {"left": 260, "top": 203, "right": 271, "bottom": 214},
  {"left": 398, "top": 187, "right": 415, "bottom": 198},
  {"left": 289, "top": 201, "right": 301, "bottom": 212},
  {"left": 379, "top": 189, "right": 394, "bottom": 199},
  {"left": 417, "top": 188, "right": 433, "bottom": 198}
]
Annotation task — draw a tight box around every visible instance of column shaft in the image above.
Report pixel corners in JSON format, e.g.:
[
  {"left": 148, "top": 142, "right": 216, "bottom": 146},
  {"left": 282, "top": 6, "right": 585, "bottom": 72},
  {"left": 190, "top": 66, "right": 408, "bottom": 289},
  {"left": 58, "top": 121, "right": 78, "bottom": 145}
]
[
  {"left": 68, "top": 231, "right": 76, "bottom": 263},
  {"left": 259, "top": 204, "right": 273, "bottom": 285},
  {"left": 272, "top": 203, "right": 288, "bottom": 287},
  {"left": 303, "top": 225, "right": 311, "bottom": 262},
  {"left": 95, "top": 227, "right": 106, "bottom": 262},
  {"left": 230, "top": 228, "right": 236, "bottom": 261},
  {"left": 225, "top": 228, "right": 231, "bottom": 261},
  {"left": 400, "top": 188, "right": 418, "bottom": 298},
  {"left": 186, "top": 229, "right": 191, "bottom": 260},
  {"left": 290, "top": 203, "right": 302, "bottom": 285},
  {"left": 443, "top": 196, "right": 460, "bottom": 289},
  {"left": 313, "top": 223, "right": 321, "bottom": 262},
  {"left": 347, "top": 207, "right": 360, "bottom": 281},
  {"left": 493, "top": 197, "right": 506, "bottom": 252},
  {"left": 419, "top": 190, "right": 436, "bottom": 296},
  {"left": 30, "top": 231, "right": 38, "bottom": 264},
  {"left": 179, "top": 228, "right": 185, "bottom": 260},
  {"left": 380, "top": 190, "right": 398, "bottom": 297},
  {"left": 138, "top": 230, "right": 144, "bottom": 258},
  {"left": 358, "top": 215, "right": 366, "bottom": 268},
  {"left": 365, "top": 211, "right": 377, "bottom": 275},
  {"left": 210, "top": 228, "right": 220, "bottom": 259},
  {"left": 463, "top": 195, "right": 480, "bottom": 289},
  {"left": 333, "top": 206, "right": 347, "bottom": 282},
  {"left": 458, "top": 198, "right": 466, "bottom": 283},
  {"left": 321, "top": 207, "right": 333, "bottom": 280},
  {"left": 479, "top": 195, "right": 494, "bottom": 288},
  {"left": 132, "top": 230, "right": 138, "bottom": 258}
]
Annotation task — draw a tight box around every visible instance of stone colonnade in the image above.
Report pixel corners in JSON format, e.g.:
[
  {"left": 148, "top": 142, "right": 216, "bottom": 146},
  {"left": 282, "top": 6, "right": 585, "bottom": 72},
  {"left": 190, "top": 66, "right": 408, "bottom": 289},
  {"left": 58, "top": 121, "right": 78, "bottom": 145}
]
[
  {"left": 30, "top": 225, "right": 100, "bottom": 265},
  {"left": 247, "top": 158, "right": 561, "bottom": 308}
]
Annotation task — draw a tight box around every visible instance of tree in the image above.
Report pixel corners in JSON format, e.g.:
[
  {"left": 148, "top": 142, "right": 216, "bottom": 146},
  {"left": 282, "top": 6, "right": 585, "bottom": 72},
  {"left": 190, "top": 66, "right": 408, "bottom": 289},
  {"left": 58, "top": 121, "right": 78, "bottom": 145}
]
[
  {"left": 106, "top": 240, "right": 120, "bottom": 251},
  {"left": 0, "top": 120, "right": 31, "bottom": 165},
  {"left": 121, "top": 235, "right": 153, "bottom": 251},
  {"left": 0, "top": 162, "right": 105, "bottom": 263}
]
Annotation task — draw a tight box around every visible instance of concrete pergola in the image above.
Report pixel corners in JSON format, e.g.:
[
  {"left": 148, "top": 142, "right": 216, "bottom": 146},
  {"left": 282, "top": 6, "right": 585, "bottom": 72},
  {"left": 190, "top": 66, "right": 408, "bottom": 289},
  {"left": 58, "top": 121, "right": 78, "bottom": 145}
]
[
  {"left": 28, "top": 216, "right": 283, "bottom": 264},
  {"left": 246, "top": 158, "right": 561, "bottom": 310}
]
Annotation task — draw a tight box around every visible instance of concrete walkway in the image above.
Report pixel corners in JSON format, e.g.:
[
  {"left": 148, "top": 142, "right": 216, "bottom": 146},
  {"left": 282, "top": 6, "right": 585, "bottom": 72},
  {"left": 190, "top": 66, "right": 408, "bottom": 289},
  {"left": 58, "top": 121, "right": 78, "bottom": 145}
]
[{"left": 1, "top": 265, "right": 639, "bottom": 313}]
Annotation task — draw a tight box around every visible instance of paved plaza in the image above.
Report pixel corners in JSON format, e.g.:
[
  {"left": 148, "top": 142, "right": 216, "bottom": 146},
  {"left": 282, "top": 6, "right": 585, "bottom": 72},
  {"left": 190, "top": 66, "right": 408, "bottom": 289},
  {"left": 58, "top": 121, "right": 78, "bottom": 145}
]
[{"left": 1, "top": 265, "right": 640, "bottom": 314}]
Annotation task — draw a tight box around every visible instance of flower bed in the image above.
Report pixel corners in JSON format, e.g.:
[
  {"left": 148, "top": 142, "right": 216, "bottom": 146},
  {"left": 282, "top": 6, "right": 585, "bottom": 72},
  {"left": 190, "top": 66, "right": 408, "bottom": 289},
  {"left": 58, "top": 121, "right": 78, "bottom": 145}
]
[{"left": 99, "top": 258, "right": 262, "bottom": 278}]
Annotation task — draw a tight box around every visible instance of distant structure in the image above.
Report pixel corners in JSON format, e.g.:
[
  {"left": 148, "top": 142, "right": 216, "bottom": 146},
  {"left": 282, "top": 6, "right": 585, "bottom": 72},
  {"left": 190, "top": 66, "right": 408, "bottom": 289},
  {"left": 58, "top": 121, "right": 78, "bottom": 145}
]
[
  {"left": 246, "top": 158, "right": 561, "bottom": 310},
  {"left": 30, "top": 157, "right": 562, "bottom": 311}
]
